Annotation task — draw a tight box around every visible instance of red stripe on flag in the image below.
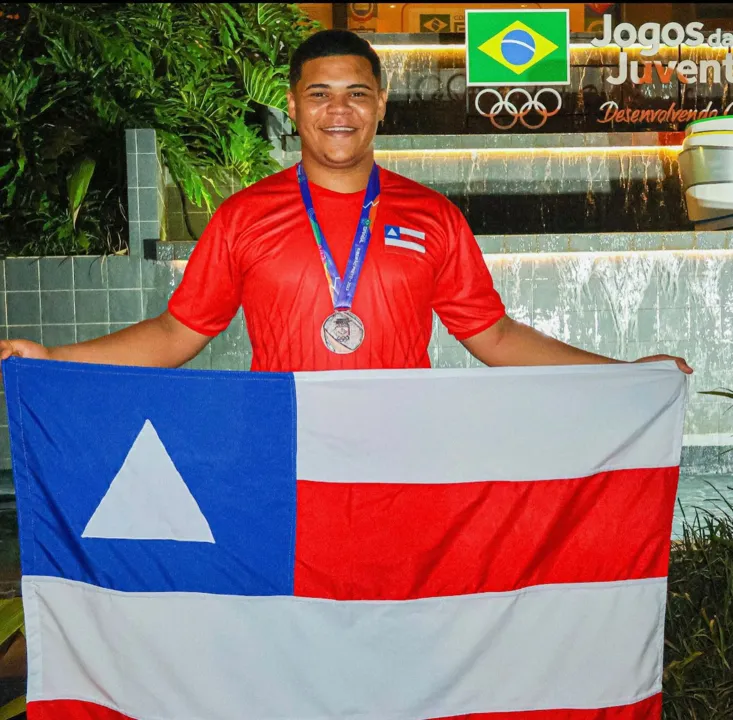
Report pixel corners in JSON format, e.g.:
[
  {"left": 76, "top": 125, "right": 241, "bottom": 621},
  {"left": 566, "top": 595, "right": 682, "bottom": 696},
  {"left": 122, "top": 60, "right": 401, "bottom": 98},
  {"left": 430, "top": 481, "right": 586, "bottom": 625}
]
[
  {"left": 27, "top": 693, "right": 661, "bottom": 719},
  {"left": 294, "top": 468, "right": 678, "bottom": 600},
  {"left": 431, "top": 693, "right": 661, "bottom": 719},
  {"left": 28, "top": 700, "right": 133, "bottom": 719}
]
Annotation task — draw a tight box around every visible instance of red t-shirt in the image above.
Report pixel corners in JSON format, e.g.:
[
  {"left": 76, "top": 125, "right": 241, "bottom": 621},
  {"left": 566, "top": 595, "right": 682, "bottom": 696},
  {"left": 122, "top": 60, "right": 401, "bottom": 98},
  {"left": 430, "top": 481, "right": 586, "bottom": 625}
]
[{"left": 168, "top": 165, "right": 505, "bottom": 372}]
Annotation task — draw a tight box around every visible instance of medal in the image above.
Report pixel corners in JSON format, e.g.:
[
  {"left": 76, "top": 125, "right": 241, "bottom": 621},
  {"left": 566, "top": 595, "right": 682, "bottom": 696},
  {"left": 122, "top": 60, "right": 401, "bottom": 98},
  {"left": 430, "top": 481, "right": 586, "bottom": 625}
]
[
  {"left": 297, "top": 162, "right": 380, "bottom": 354},
  {"left": 321, "top": 311, "right": 365, "bottom": 354}
]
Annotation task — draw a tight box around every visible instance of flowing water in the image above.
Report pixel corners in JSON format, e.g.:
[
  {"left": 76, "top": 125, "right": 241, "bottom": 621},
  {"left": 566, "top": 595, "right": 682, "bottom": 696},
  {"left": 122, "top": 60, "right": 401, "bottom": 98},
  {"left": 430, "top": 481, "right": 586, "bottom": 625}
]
[
  {"left": 675, "top": 472, "right": 733, "bottom": 537},
  {"left": 425, "top": 250, "right": 733, "bottom": 443}
]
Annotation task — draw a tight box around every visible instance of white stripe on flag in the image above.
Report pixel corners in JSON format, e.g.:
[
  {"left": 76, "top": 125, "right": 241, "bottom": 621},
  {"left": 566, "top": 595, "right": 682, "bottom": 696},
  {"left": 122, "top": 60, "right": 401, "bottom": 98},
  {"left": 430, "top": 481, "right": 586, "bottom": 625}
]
[
  {"left": 385, "top": 237, "right": 426, "bottom": 253},
  {"left": 25, "top": 575, "right": 664, "bottom": 720},
  {"left": 398, "top": 226, "right": 425, "bottom": 240},
  {"left": 295, "top": 363, "right": 687, "bottom": 484}
]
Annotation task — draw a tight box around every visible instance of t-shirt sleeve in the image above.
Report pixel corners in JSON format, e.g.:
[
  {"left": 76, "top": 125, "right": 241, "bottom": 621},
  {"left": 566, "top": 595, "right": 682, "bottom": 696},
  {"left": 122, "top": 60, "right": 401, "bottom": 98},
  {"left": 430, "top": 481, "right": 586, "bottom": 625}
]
[
  {"left": 432, "top": 202, "right": 505, "bottom": 340},
  {"left": 167, "top": 200, "right": 244, "bottom": 337}
]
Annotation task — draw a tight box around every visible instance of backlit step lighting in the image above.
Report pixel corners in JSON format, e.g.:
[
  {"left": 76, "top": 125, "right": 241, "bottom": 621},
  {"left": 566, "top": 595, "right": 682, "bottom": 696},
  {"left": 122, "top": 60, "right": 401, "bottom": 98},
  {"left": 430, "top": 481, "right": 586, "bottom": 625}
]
[
  {"left": 374, "top": 146, "right": 684, "bottom": 156},
  {"left": 483, "top": 249, "right": 733, "bottom": 261}
]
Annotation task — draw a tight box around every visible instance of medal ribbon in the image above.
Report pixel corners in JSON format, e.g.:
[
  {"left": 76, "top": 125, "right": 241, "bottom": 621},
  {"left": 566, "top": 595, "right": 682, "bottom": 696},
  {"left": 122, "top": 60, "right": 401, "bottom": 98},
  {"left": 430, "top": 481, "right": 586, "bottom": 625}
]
[{"left": 297, "top": 162, "right": 380, "bottom": 311}]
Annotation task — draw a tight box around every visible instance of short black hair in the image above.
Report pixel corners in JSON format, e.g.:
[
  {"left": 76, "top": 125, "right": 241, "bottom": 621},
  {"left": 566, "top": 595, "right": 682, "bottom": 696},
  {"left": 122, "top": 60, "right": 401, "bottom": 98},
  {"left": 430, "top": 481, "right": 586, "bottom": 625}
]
[{"left": 290, "top": 29, "right": 382, "bottom": 87}]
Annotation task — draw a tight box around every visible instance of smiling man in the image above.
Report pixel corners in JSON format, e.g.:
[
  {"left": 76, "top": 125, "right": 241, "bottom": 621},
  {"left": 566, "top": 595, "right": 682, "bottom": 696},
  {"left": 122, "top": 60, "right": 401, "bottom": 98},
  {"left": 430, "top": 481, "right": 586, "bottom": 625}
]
[{"left": 0, "top": 30, "right": 691, "bottom": 374}]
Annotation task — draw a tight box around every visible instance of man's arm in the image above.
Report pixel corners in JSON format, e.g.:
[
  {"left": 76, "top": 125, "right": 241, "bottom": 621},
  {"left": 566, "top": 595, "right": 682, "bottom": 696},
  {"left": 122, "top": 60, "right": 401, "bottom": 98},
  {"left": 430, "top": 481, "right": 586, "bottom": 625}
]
[
  {"left": 463, "top": 315, "right": 693, "bottom": 374},
  {"left": 0, "top": 311, "right": 211, "bottom": 368}
]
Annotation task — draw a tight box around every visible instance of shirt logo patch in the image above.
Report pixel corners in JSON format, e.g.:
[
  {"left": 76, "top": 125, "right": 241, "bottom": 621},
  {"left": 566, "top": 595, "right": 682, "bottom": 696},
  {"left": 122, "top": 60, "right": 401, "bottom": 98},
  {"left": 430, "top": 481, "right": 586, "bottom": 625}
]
[{"left": 384, "top": 225, "right": 426, "bottom": 254}]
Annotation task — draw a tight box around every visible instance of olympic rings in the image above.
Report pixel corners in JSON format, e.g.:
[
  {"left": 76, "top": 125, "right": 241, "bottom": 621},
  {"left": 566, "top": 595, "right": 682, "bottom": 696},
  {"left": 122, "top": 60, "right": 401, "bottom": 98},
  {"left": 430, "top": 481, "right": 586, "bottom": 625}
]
[
  {"left": 474, "top": 87, "right": 563, "bottom": 130},
  {"left": 414, "top": 71, "right": 466, "bottom": 103}
]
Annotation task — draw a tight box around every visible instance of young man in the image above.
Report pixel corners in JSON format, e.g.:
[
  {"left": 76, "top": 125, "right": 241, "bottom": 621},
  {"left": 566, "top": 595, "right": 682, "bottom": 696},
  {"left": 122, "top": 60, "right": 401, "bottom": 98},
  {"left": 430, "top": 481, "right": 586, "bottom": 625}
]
[{"left": 0, "top": 30, "right": 691, "bottom": 375}]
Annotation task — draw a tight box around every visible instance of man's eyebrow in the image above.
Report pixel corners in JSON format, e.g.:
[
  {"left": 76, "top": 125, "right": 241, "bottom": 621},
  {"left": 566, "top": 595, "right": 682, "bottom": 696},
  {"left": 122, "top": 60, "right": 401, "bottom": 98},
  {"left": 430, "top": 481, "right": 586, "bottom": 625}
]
[{"left": 304, "top": 83, "right": 374, "bottom": 90}]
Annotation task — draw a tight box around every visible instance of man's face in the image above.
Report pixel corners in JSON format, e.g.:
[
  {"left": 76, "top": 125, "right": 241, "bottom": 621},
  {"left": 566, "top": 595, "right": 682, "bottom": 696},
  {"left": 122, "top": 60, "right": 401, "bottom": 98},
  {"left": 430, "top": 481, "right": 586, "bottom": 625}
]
[{"left": 287, "top": 55, "right": 387, "bottom": 169}]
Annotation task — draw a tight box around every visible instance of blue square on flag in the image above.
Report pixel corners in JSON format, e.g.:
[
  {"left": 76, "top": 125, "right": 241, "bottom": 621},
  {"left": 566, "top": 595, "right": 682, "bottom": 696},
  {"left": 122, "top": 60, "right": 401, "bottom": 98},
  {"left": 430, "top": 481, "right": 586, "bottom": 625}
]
[{"left": 5, "top": 358, "right": 297, "bottom": 596}]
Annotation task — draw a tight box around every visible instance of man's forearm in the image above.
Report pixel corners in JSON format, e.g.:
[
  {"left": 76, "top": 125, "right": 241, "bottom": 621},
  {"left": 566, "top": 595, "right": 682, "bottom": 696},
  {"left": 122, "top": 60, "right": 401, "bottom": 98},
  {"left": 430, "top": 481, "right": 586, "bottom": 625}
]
[
  {"left": 462, "top": 316, "right": 621, "bottom": 368},
  {"left": 48, "top": 313, "right": 208, "bottom": 368}
]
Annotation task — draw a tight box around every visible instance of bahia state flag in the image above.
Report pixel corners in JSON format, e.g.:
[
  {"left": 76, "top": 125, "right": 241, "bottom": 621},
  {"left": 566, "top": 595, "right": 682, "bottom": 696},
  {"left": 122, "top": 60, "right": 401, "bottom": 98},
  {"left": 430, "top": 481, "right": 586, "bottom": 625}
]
[{"left": 3, "top": 357, "right": 687, "bottom": 720}]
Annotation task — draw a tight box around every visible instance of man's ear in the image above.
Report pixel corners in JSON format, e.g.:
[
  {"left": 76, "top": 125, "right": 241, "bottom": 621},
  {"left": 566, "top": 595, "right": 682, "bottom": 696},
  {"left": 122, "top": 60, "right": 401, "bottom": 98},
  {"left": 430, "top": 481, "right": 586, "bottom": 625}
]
[
  {"left": 287, "top": 89, "right": 297, "bottom": 124},
  {"left": 377, "top": 88, "right": 388, "bottom": 123}
]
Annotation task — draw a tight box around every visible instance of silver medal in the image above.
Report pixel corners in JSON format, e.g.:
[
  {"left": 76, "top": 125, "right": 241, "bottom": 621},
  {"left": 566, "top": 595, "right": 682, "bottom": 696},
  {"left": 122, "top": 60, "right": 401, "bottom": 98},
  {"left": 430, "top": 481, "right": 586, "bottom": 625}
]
[{"left": 321, "top": 311, "right": 365, "bottom": 354}]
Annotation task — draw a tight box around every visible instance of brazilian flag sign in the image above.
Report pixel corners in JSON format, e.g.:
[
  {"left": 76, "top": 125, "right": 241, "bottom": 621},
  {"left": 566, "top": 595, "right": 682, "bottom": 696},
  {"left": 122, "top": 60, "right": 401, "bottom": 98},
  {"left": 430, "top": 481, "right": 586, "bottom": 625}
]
[{"left": 466, "top": 9, "right": 570, "bottom": 86}]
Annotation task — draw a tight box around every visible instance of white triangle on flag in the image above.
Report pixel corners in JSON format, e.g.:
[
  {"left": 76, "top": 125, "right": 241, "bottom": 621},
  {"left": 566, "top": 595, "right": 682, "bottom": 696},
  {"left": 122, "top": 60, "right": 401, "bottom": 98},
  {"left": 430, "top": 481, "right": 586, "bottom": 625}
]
[
  {"left": 387, "top": 227, "right": 398, "bottom": 237},
  {"left": 82, "top": 420, "right": 215, "bottom": 543}
]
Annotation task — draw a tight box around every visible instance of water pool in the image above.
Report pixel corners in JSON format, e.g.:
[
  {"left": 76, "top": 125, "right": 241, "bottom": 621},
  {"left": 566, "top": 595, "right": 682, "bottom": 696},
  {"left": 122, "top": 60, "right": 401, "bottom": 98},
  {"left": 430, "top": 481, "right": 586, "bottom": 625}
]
[{"left": 674, "top": 471, "right": 733, "bottom": 538}]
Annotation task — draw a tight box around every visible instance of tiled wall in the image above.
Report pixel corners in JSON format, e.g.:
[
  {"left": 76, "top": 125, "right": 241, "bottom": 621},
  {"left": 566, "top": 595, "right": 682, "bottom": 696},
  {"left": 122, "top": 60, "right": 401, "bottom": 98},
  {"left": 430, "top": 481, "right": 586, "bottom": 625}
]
[
  {"left": 163, "top": 172, "right": 241, "bottom": 243},
  {"left": 125, "top": 129, "right": 165, "bottom": 256},
  {"left": 0, "top": 256, "right": 251, "bottom": 469}
]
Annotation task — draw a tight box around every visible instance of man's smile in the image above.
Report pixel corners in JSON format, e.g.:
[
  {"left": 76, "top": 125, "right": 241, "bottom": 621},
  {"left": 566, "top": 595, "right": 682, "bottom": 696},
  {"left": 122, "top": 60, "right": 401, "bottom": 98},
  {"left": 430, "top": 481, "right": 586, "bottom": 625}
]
[{"left": 320, "top": 126, "right": 359, "bottom": 137}]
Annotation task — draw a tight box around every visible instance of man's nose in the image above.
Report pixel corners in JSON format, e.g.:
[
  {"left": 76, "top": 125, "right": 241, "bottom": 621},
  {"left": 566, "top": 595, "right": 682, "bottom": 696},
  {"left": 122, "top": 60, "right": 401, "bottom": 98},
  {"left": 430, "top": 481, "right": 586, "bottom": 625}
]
[{"left": 326, "top": 95, "right": 351, "bottom": 113}]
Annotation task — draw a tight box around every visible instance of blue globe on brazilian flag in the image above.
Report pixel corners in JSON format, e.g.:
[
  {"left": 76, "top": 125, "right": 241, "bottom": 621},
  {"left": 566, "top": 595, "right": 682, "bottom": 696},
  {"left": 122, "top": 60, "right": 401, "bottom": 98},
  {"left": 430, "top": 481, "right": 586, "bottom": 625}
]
[{"left": 466, "top": 9, "right": 570, "bottom": 86}]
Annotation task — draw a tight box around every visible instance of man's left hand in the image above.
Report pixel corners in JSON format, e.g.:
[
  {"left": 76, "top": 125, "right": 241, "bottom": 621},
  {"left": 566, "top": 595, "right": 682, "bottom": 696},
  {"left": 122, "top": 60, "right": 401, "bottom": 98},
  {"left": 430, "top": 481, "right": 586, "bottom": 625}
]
[{"left": 634, "top": 355, "right": 693, "bottom": 374}]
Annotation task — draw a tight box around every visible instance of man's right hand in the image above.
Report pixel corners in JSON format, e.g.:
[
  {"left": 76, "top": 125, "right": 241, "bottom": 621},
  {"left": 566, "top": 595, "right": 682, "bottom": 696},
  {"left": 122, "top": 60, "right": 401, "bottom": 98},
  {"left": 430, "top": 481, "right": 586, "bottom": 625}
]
[
  {"left": 0, "top": 313, "right": 211, "bottom": 369},
  {"left": 0, "top": 339, "right": 51, "bottom": 362}
]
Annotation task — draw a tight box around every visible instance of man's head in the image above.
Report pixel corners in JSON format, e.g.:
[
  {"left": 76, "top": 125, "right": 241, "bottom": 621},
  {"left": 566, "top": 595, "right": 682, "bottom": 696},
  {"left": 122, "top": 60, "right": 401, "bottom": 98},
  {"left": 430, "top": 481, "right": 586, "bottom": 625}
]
[{"left": 287, "top": 30, "right": 387, "bottom": 171}]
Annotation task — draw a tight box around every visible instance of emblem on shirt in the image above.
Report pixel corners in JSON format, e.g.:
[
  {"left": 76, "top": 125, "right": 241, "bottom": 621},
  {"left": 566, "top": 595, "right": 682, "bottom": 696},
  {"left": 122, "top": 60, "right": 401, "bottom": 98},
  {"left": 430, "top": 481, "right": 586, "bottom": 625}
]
[{"left": 384, "top": 226, "right": 427, "bottom": 254}]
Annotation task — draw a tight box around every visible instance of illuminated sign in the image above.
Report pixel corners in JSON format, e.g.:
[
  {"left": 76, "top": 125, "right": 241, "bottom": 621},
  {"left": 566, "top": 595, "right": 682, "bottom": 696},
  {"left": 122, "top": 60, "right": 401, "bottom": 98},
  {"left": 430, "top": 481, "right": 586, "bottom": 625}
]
[{"left": 593, "top": 15, "right": 733, "bottom": 85}]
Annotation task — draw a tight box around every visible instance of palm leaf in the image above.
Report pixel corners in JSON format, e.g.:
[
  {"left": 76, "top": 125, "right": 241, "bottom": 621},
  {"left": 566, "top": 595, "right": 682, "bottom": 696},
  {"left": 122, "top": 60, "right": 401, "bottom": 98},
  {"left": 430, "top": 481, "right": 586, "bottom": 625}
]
[
  {"left": 2, "top": 2, "right": 314, "bottom": 254},
  {"left": 0, "top": 66, "right": 40, "bottom": 116},
  {"left": 238, "top": 57, "right": 288, "bottom": 112},
  {"left": 0, "top": 696, "right": 25, "bottom": 720},
  {"left": 67, "top": 157, "right": 96, "bottom": 228},
  {"left": 0, "top": 599, "right": 24, "bottom": 643},
  {"left": 699, "top": 389, "right": 733, "bottom": 400},
  {"left": 257, "top": 2, "right": 291, "bottom": 28},
  {"left": 0, "top": 600, "right": 26, "bottom": 719},
  {"left": 29, "top": 4, "right": 152, "bottom": 77}
]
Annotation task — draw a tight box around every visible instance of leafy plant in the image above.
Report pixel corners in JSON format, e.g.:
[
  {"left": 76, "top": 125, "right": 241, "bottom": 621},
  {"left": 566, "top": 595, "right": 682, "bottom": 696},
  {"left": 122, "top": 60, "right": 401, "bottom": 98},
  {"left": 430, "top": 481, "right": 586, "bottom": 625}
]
[
  {"left": 0, "top": 3, "right": 318, "bottom": 256},
  {"left": 663, "top": 491, "right": 733, "bottom": 718},
  {"left": 0, "top": 599, "right": 25, "bottom": 719}
]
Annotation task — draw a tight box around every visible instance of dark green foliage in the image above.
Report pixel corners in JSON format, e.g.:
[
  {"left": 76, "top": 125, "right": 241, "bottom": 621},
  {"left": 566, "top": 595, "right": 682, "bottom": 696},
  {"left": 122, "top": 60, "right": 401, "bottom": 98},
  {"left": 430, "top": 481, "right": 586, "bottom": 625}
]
[
  {"left": 0, "top": 3, "right": 317, "bottom": 256},
  {"left": 664, "top": 489, "right": 733, "bottom": 718}
]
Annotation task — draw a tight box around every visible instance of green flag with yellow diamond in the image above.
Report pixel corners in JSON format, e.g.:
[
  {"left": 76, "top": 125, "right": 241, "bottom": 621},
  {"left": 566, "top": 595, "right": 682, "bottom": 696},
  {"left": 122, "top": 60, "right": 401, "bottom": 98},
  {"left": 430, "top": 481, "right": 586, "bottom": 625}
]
[{"left": 466, "top": 9, "right": 570, "bottom": 86}]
